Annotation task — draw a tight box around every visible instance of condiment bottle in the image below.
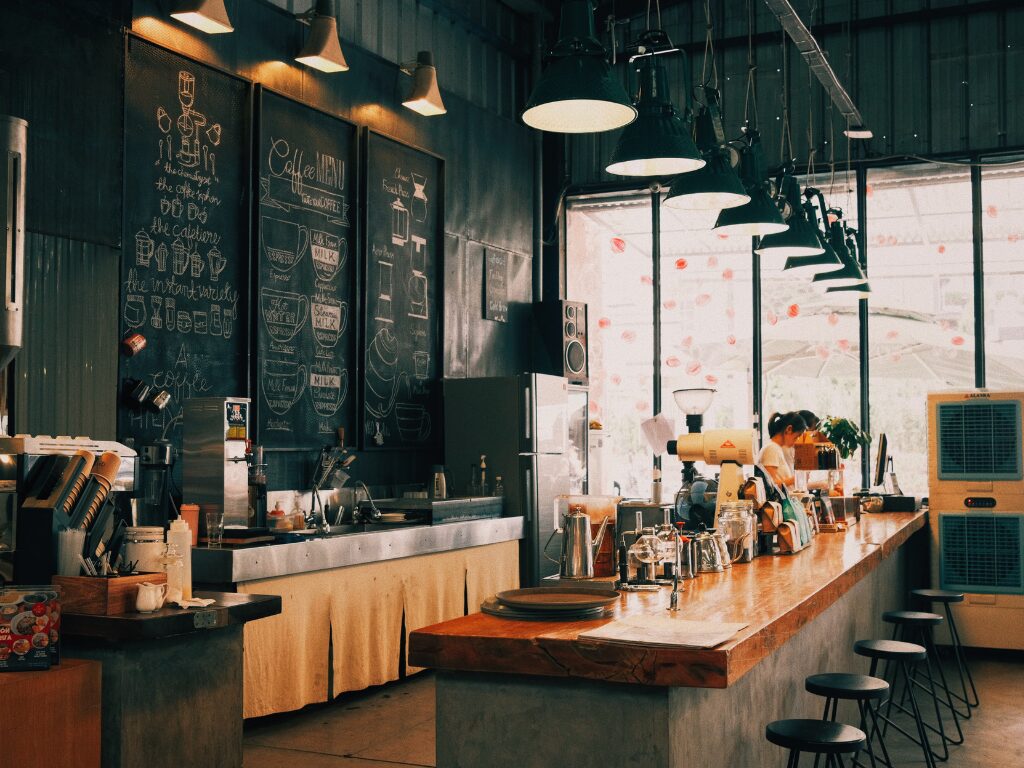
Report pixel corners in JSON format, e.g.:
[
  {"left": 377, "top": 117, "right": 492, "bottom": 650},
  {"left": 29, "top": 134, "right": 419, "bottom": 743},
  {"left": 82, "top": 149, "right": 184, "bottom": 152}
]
[
  {"left": 161, "top": 542, "right": 185, "bottom": 604},
  {"left": 167, "top": 517, "right": 193, "bottom": 600}
]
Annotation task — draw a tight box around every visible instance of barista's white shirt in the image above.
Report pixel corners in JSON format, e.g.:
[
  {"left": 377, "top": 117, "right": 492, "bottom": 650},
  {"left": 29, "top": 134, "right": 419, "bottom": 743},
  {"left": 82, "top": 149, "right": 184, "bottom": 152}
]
[{"left": 758, "top": 440, "right": 794, "bottom": 483}]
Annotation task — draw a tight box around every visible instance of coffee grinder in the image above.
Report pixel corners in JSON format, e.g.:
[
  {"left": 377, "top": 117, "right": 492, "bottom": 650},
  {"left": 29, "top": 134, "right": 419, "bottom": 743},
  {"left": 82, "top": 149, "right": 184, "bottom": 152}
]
[
  {"left": 137, "top": 440, "right": 174, "bottom": 527},
  {"left": 667, "top": 428, "right": 759, "bottom": 529}
]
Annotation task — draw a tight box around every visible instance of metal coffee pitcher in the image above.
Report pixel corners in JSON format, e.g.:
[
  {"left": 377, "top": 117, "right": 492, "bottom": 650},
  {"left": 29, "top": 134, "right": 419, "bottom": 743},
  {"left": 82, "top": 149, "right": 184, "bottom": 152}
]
[{"left": 559, "top": 505, "right": 609, "bottom": 580}]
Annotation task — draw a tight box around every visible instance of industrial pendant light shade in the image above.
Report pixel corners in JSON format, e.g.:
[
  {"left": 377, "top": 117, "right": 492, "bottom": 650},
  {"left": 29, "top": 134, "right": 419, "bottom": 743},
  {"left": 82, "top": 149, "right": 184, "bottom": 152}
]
[
  {"left": 755, "top": 176, "right": 824, "bottom": 258},
  {"left": 522, "top": 0, "right": 636, "bottom": 133},
  {"left": 782, "top": 236, "right": 839, "bottom": 272},
  {"left": 402, "top": 51, "right": 446, "bottom": 116},
  {"left": 812, "top": 225, "right": 867, "bottom": 287},
  {"left": 295, "top": 0, "right": 348, "bottom": 73},
  {"left": 713, "top": 184, "right": 788, "bottom": 237},
  {"left": 663, "top": 149, "right": 748, "bottom": 210},
  {"left": 605, "top": 57, "right": 704, "bottom": 176},
  {"left": 826, "top": 282, "right": 871, "bottom": 299},
  {"left": 171, "top": 0, "right": 234, "bottom": 34},
  {"left": 843, "top": 125, "right": 873, "bottom": 140}
]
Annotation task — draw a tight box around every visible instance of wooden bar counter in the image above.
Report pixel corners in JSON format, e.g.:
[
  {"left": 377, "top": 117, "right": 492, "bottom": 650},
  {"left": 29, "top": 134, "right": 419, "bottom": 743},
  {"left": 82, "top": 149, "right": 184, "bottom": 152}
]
[{"left": 410, "top": 511, "right": 928, "bottom": 768}]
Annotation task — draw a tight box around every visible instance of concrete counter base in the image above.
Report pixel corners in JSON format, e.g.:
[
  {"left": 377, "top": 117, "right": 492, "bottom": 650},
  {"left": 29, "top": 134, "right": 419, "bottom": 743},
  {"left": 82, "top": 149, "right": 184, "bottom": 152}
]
[{"left": 436, "top": 534, "right": 920, "bottom": 768}]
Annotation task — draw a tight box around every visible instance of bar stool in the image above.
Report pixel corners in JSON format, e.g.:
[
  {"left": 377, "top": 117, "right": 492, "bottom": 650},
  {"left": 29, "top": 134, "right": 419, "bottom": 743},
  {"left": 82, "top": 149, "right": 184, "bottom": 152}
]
[
  {"left": 911, "top": 588, "right": 980, "bottom": 714},
  {"left": 854, "top": 639, "right": 936, "bottom": 768},
  {"left": 882, "top": 609, "right": 964, "bottom": 753},
  {"left": 766, "top": 718, "right": 866, "bottom": 768},
  {"left": 805, "top": 673, "right": 892, "bottom": 768}
]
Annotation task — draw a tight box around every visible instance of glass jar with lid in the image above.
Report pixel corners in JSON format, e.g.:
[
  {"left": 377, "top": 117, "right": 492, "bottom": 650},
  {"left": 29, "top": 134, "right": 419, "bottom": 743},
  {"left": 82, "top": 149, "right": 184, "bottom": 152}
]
[
  {"left": 718, "top": 501, "right": 756, "bottom": 564},
  {"left": 124, "top": 526, "right": 165, "bottom": 573}
]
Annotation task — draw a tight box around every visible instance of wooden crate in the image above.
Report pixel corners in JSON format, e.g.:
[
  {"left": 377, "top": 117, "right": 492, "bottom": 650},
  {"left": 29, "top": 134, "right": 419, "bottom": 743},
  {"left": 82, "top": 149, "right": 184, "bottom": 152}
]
[{"left": 52, "top": 573, "right": 166, "bottom": 616}]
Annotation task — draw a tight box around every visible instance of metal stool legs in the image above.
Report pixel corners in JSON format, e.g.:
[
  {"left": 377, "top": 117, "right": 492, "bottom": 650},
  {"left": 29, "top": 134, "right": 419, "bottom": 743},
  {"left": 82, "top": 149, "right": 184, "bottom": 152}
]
[
  {"left": 815, "top": 696, "right": 892, "bottom": 768},
  {"left": 870, "top": 657, "right": 938, "bottom": 768},
  {"left": 790, "top": 751, "right": 851, "bottom": 768},
  {"left": 941, "top": 602, "right": 980, "bottom": 712}
]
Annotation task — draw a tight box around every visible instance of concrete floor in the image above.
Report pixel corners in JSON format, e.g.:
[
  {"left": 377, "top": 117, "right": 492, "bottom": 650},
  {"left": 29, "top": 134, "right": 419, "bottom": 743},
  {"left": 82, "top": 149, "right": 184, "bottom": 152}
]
[{"left": 243, "top": 656, "right": 1023, "bottom": 767}]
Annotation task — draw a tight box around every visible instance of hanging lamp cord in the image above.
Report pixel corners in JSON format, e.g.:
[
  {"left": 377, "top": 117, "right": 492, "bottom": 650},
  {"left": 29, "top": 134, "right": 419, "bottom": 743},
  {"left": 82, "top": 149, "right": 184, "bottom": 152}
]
[{"left": 743, "top": 0, "right": 757, "bottom": 128}]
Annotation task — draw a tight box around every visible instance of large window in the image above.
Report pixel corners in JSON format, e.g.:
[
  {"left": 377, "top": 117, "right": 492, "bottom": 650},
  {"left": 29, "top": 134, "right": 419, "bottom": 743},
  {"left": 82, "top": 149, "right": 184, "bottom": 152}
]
[
  {"left": 981, "top": 160, "right": 1024, "bottom": 387},
  {"left": 866, "top": 164, "right": 975, "bottom": 493},
  {"left": 762, "top": 171, "right": 862, "bottom": 486},
  {"left": 567, "top": 195, "right": 654, "bottom": 496}
]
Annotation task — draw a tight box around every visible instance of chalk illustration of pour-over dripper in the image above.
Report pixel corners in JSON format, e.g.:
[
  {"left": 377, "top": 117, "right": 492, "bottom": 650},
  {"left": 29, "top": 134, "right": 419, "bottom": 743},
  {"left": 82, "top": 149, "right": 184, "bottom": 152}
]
[
  {"left": 208, "top": 247, "right": 227, "bottom": 281},
  {"left": 411, "top": 173, "right": 428, "bottom": 223},
  {"left": 407, "top": 237, "right": 428, "bottom": 320},
  {"left": 391, "top": 198, "right": 409, "bottom": 246}
]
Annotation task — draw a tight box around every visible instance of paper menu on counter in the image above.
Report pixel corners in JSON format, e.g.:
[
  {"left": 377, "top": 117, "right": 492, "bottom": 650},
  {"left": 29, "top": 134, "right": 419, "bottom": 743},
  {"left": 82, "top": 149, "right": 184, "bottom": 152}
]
[{"left": 578, "top": 615, "right": 748, "bottom": 649}]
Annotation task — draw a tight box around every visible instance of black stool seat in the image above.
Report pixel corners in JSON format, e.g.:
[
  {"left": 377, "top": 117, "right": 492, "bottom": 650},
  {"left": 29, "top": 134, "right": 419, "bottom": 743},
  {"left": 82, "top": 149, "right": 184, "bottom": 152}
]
[
  {"left": 882, "top": 609, "right": 943, "bottom": 626},
  {"left": 854, "top": 638, "right": 927, "bottom": 661},
  {"left": 911, "top": 588, "right": 965, "bottom": 603},
  {"left": 766, "top": 719, "right": 866, "bottom": 754},
  {"left": 806, "top": 673, "right": 890, "bottom": 700}
]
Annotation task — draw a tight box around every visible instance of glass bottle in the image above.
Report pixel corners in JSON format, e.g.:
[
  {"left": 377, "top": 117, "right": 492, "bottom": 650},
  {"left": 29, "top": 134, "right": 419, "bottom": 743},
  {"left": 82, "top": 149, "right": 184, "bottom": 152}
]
[
  {"left": 493, "top": 476, "right": 504, "bottom": 497},
  {"left": 161, "top": 543, "right": 185, "bottom": 604}
]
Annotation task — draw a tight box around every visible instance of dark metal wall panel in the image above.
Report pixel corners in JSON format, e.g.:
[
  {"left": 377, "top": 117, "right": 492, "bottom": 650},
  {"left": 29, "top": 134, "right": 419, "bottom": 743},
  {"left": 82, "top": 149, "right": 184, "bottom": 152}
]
[
  {"left": 929, "top": 17, "right": 967, "bottom": 154},
  {"left": 1008, "top": 8, "right": 1024, "bottom": 147},
  {"left": 444, "top": 234, "right": 469, "bottom": 377},
  {"left": 968, "top": 12, "right": 1003, "bottom": 152},
  {"left": 0, "top": 1, "right": 124, "bottom": 246},
  {"left": 14, "top": 233, "right": 119, "bottom": 439},
  {"left": 857, "top": 26, "right": 891, "bottom": 155},
  {"left": 465, "top": 242, "right": 531, "bottom": 377},
  {"left": 890, "top": 21, "right": 929, "bottom": 156}
]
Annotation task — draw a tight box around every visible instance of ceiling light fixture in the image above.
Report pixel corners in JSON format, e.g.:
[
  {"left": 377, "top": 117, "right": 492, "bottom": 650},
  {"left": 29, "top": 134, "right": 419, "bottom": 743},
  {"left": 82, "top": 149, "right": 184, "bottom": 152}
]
[
  {"left": 843, "top": 124, "right": 873, "bottom": 140},
  {"left": 781, "top": 188, "right": 840, "bottom": 271},
  {"left": 170, "top": 0, "right": 234, "bottom": 34},
  {"left": 522, "top": 0, "right": 636, "bottom": 133},
  {"left": 713, "top": 130, "right": 788, "bottom": 237},
  {"left": 663, "top": 88, "right": 748, "bottom": 210},
  {"left": 295, "top": 0, "right": 348, "bottom": 73},
  {"left": 755, "top": 173, "right": 826, "bottom": 258},
  {"left": 812, "top": 221, "right": 867, "bottom": 287},
  {"left": 401, "top": 51, "right": 446, "bottom": 116},
  {"left": 605, "top": 47, "right": 704, "bottom": 176},
  {"left": 826, "top": 282, "right": 871, "bottom": 299}
]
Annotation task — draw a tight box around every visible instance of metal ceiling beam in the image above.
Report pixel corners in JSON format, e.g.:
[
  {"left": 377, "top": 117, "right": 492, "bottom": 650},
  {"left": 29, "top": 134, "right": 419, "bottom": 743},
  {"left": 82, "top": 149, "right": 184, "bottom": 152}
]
[{"left": 761, "top": 0, "right": 864, "bottom": 128}]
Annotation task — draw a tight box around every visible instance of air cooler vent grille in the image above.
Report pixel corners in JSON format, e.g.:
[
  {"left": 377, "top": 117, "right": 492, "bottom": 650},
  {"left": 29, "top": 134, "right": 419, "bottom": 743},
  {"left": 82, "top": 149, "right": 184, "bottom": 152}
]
[
  {"left": 937, "top": 401, "right": 1022, "bottom": 480},
  {"left": 940, "top": 513, "right": 1024, "bottom": 594}
]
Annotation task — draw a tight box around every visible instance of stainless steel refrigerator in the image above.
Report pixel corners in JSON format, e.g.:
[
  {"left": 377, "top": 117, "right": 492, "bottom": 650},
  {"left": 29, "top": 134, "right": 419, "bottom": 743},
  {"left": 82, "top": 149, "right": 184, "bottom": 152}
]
[{"left": 444, "top": 374, "right": 573, "bottom": 586}]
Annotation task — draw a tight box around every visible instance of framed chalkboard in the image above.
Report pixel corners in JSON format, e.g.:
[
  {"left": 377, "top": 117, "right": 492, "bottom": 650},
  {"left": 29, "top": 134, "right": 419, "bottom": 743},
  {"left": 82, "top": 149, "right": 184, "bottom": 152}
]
[
  {"left": 361, "top": 133, "right": 444, "bottom": 450},
  {"left": 119, "top": 37, "right": 250, "bottom": 454},
  {"left": 254, "top": 88, "right": 358, "bottom": 449},
  {"left": 484, "top": 249, "right": 508, "bottom": 322}
]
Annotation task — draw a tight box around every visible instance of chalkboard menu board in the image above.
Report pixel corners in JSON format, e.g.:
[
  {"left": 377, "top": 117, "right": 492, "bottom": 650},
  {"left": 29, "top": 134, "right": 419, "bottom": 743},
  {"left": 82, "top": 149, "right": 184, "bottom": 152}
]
[
  {"left": 484, "top": 249, "right": 508, "bottom": 322},
  {"left": 361, "top": 133, "right": 444, "bottom": 450},
  {"left": 255, "top": 89, "right": 358, "bottom": 449},
  {"left": 119, "top": 38, "right": 249, "bottom": 450}
]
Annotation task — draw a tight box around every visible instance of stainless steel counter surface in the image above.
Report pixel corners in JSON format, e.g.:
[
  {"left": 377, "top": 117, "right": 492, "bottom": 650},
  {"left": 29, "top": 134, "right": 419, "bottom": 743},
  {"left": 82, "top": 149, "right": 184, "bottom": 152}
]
[{"left": 192, "top": 516, "right": 525, "bottom": 584}]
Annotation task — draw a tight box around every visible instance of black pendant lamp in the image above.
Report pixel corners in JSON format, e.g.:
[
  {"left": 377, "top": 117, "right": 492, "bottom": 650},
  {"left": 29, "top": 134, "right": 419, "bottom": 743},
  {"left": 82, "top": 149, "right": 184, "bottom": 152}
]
[
  {"left": 812, "top": 223, "right": 867, "bottom": 287},
  {"left": 826, "top": 282, "right": 871, "bottom": 299},
  {"left": 713, "top": 132, "right": 788, "bottom": 237},
  {"left": 663, "top": 90, "right": 748, "bottom": 210},
  {"left": 755, "top": 175, "right": 825, "bottom": 259},
  {"left": 606, "top": 55, "right": 704, "bottom": 177},
  {"left": 522, "top": 0, "right": 637, "bottom": 133},
  {"left": 782, "top": 188, "right": 840, "bottom": 272}
]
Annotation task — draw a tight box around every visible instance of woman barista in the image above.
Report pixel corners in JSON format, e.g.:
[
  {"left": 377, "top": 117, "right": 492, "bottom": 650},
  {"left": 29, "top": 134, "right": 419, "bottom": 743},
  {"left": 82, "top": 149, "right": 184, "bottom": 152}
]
[{"left": 758, "top": 412, "right": 808, "bottom": 488}]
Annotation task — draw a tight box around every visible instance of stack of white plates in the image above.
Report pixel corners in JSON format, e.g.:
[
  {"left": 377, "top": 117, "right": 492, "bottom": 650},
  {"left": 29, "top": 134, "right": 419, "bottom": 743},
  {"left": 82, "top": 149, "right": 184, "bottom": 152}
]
[{"left": 481, "top": 587, "right": 619, "bottom": 621}]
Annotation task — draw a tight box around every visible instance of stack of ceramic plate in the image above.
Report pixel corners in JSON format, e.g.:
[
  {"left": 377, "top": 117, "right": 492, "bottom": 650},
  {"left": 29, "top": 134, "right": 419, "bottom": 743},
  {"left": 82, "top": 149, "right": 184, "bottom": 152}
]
[{"left": 481, "top": 587, "right": 619, "bottom": 621}]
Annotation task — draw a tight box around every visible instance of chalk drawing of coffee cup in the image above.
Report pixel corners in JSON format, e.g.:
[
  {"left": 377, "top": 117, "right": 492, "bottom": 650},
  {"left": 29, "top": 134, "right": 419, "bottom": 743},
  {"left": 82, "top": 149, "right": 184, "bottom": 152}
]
[
  {"left": 262, "top": 216, "right": 308, "bottom": 273},
  {"left": 365, "top": 327, "right": 401, "bottom": 418},
  {"left": 311, "top": 230, "right": 346, "bottom": 282},
  {"left": 261, "top": 288, "right": 308, "bottom": 343},
  {"left": 395, "top": 403, "right": 431, "bottom": 442},
  {"left": 310, "top": 363, "right": 348, "bottom": 417},
  {"left": 311, "top": 297, "right": 347, "bottom": 349},
  {"left": 262, "top": 359, "right": 306, "bottom": 416},
  {"left": 124, "top": 295, "right": 147, "bottom": 329}
]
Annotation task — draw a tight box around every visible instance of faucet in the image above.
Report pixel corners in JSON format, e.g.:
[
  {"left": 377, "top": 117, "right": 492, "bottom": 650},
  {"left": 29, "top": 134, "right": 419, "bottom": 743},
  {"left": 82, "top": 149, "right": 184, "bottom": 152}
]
[{"left": 352, "top": 480, "right": 382, "bottom": 523}]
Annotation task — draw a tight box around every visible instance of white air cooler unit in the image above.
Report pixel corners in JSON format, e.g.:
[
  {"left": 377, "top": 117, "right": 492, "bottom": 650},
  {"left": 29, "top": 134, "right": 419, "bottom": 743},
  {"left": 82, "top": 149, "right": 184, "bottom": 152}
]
[{"left": 927, "top": 390, "right": 1024, "bottom": 650}]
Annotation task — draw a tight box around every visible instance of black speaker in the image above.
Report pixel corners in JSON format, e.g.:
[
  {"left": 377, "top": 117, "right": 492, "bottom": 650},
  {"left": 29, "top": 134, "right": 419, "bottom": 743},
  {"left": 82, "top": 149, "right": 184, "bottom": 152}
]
[{"left": 532, "top": 300, "right": 588, "bottom": 385}]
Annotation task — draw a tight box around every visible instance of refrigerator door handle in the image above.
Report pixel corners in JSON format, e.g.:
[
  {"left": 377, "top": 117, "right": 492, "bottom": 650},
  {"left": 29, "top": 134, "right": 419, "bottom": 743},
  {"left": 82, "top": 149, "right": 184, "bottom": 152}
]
[
  {"left": 523, "top": 380, "right": 534, "bottom": 448},
  {"left": 522, "top": 464, "right": 534, "bottom": 523}
]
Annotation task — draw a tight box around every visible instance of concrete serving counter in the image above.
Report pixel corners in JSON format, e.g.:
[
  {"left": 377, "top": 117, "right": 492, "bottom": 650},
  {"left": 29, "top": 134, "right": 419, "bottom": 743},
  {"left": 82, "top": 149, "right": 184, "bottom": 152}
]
[{"left": 410, "top": 511, "right": 928, "bottom": 768}]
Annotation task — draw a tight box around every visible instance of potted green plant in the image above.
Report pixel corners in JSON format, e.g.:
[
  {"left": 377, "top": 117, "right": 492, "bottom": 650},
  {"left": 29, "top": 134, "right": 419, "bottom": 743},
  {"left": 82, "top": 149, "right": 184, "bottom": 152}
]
[{"left": 820, "top": 416, "right": 870, "bottom": 460}]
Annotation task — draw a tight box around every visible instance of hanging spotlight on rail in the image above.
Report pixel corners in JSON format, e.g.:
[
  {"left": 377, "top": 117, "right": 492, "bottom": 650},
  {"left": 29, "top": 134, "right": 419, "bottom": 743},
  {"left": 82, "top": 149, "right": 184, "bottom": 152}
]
[
  {"left": 295, "top": 0, "right": 348, "bottom": 73},
  {"left": 402, "top": 51, "right": 446, "bottom": 116},
  {"left": 522, "top": 0, "right": 636, "bottom": 133},
  {"left": 170, "top": 0, "right": 233, "bottom": 34},
  {"left": 812, "top": 220, "right": 868, "bottom": 288},
  {"left": 663, "top": 88, "right": 748, "bottom": 210},
  {"left": 781, "top": 188, "right": 841, "bottom": 273}
]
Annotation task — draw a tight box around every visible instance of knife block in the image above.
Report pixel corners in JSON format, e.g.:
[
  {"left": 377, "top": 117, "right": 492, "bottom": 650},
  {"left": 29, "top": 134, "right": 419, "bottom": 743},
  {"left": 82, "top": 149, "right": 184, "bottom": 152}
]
[{"left": 52, "top": 572, "right": 167, "bottom": 615}]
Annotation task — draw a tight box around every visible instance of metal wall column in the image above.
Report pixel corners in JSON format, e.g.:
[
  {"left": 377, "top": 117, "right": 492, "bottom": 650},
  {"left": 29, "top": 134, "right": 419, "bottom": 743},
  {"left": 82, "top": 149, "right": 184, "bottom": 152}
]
[
  {"left": 971, "top": 162, "right": 986, "bottom": 388},
  {"left": 652, "top": 188, "right": 663, "bottom": 474},
  {"left": 752, "top": 239, "right": 763, "bottom": 437},
  {"left": 856, "top": 166, "right": 871, "bottom": 488}
]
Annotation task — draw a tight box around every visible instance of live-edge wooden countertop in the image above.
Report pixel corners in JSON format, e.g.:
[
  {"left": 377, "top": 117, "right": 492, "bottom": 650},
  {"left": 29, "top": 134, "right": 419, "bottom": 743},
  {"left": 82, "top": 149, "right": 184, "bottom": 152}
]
[{"left": 409, "top": 511, "right": 927, "bottom": 688}]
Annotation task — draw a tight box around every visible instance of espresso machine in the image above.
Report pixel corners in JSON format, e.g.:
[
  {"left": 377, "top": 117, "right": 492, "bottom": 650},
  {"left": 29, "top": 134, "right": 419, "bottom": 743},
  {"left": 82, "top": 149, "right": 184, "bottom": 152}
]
[
  {"left": 183, "top": 397, "right": 250, "bottom": 529},
  {"left": 0, "top": 435, "right": 138, "bottom": 584}
]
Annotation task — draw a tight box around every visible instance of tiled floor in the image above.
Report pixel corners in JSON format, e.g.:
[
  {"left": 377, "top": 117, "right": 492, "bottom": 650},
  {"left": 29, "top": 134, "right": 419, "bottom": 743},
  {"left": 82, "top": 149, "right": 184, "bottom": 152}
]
[{"left": 243, "top": 657, "right": 1023, "bottom": 767}]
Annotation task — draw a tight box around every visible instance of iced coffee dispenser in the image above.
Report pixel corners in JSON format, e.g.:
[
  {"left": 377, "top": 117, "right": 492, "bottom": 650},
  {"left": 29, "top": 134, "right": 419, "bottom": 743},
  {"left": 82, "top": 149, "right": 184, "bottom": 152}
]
[{"left": 183, "top": 397, "right": 251, "bottom": 529}]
